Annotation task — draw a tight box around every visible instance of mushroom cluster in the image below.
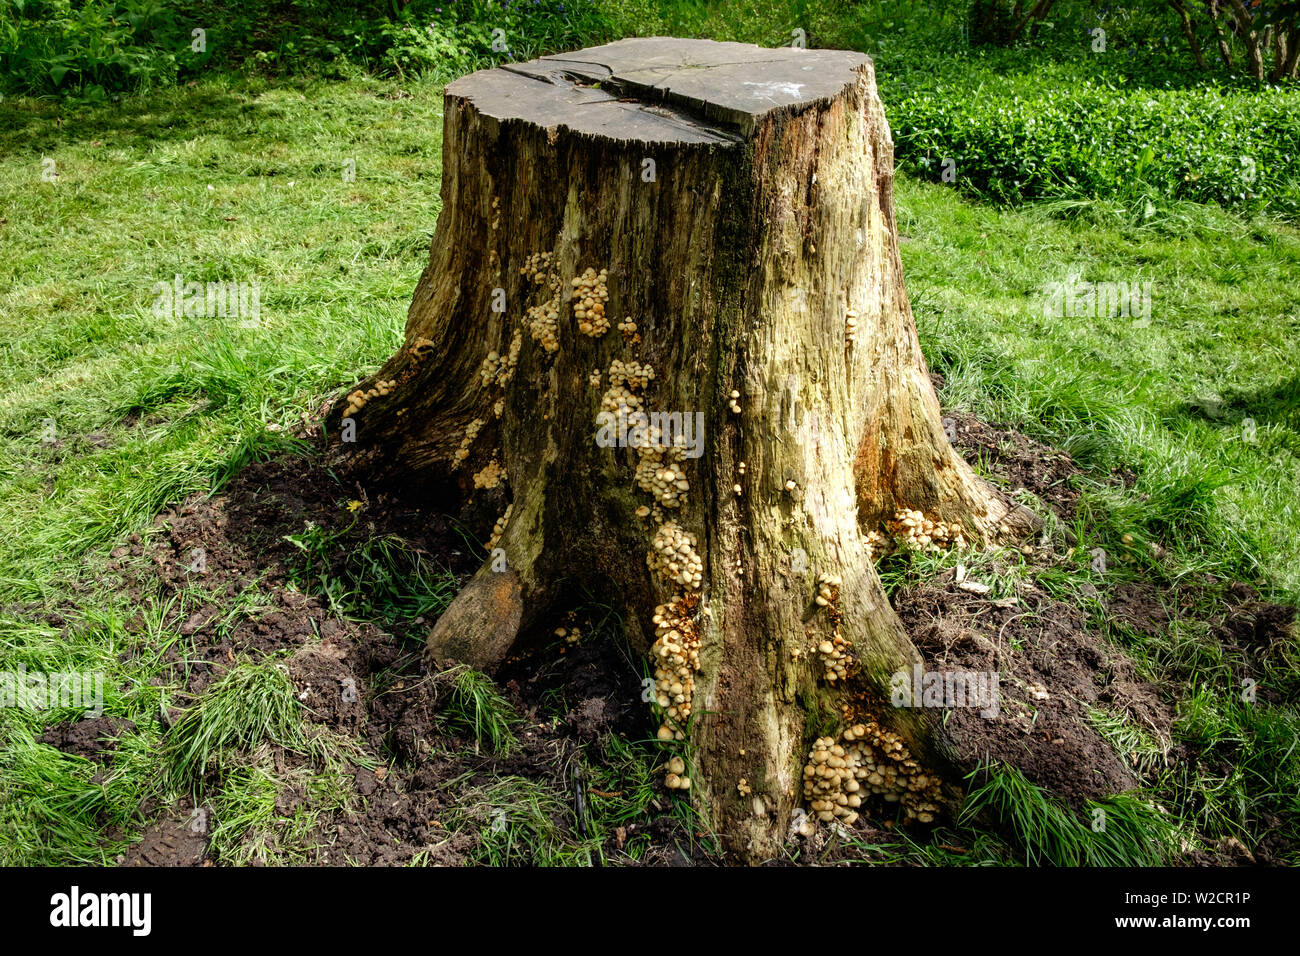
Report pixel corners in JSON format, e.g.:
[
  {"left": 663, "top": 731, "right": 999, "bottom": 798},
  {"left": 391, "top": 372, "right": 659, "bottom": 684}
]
[
  {"left": 526, "top": 297, "right": 561, "bottom": 353},
  {"left": 554, "top": 625, "right": 581, "bottom": 645},
  {"left": 812, "top": 573, "right": 854, "bottom": 682},
  {"left": 728, "top": 389, "right": 742, "bottom": 414},
  {"left": 650, "top": 596, "right": 701, "bottom": 729},
  {"left": 473, "top": 458, "right": 504, "bottom": 490},
  {"left": 486, "top": 503, "right": 512, "bottom": 550},
  {"left": 588, "top": 369, "right": 602, "bottom": 388},
  {"left": 814, "top": 572, "right": 841, "bottom": 608},
  {"left": 647, "top": 521, "right": 703, "bottom": 590},
  {"left": 600, "top": 383, "right": 643, "bottom": 418},
  {"left": 864, "top": 530, "right": 891, "bottom": 561},
  {"left": 664, "top": 755, "right": 691, "bottom": 791},
  {"left": 802, "top": 721, "right": 942, "bottom": 827},
  {"left": 609, "top": 358, "right": 654, "bottom": 391},
  {"left": 498, "top": 331, "right": 522, "bottom": 386},
  {"left": 479, "top": 351, "right": 502, "bottom": 387},
  {"left": 886, "top": 509, "right": 969, "bottom": 552},
  {"left": 520, "top": 251, "right": 552, "bottom": 283},
  {"left": 617, "top": 317, "right": 637, "bottom": 336},
  {"left": 452, "top": 417, "right": 486, "bottom": 467},
  {"left": 342, "top": 378, "right": 397, "bottom": 419},
  {"left": 845, "top": 308, "right": 858, "bottom": 344},
  {"left": 521, "top": 252, "right": 562, "bottom": 353},
  {"left": 490, "top": 196, "right": 501, "bottom": 231},
  {"left": 634, "top": 435, "right": 689, "bottom": 509},
  {"left": 571, "top": 267, "right": 610, "bottom": 337},
  {"left": 817, "top": 634, "right": 852, "bottom": 683}
]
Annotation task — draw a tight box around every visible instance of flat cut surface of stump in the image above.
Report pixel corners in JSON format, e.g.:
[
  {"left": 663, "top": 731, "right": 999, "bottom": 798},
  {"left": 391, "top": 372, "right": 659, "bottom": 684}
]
[{"left": 451, "top": 37, "right": 872, "bottom": 141}]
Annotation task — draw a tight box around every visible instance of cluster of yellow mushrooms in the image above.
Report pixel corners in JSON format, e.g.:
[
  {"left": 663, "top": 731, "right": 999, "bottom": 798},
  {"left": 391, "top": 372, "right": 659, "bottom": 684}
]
[
  {"left": 472, "top": 458, "right": 504, "bottom": 490},
  {"left": 663, "top": 755, "right": 691, "bottom": 791},
  {"left": 553, "top": 624, "right": 581, "bottom": 645},
  {"left": 596, "top": 358, "right": 692, "bottom": 512},
  {"left": 572, "top": 267, "right": 610, "bottom": 337},
  {"left": 647, "top": 520, "right": 704, "bottom": 590},
  {"left": 863, "top": 509, "right": 971, "bottom": 560},
  {"left": 521, "top": 252, "right": 563, "bottom": 353},
  {"left": 341, "top": 377, "right": 398, "bottom": 419},
  {"left": 650, "top": 596, "right": 702, "bottom": 736},
  {"left": 803, "top": 720, "right": 942, "bottom": 826},
  {"left": 885, "top": 508, "right": 969, "bottom": 553},
  {"left": 812, "top": 572, "right": 854, "bottom": 684},
  {"left": 600, "top": 359, "right": 651, "bottom": 417},
  {"left": 478, "top": 352, "right": 503, "bottom": 387},
  {"left": 486, "top": 503, "right": 512, "bottom": 550},
  {"left": 845, "top": 308, "right": 859, "bottom": 344},
  {"left": 520, "top": 251, "right": 552, "bottom": 284},
  {"left": 339, "top": 336, "right": 438, "bottom": 423},
  {"left": 453, "top": 417, "right": 486, "bottom": 467},
  {"left": 609, "top": 358, "right": 653, "bottom": 390},
  {"left": 634, "top": 437, "right": 689, "bottom": 510}
]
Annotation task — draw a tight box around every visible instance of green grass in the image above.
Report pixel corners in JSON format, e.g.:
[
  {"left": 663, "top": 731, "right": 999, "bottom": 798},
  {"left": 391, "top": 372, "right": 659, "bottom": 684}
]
[
  {"left": 896, "top": 178, "right": 1300, "bottom": 601},
  {"left": 438, "top": 665, "right": 521, "bottom": 756},
  {"left": 163, "top": 658, "right": 306, "bottom": 792},
  {"left": 960, "top": 763, "right": 1182, "bottom": 866}
]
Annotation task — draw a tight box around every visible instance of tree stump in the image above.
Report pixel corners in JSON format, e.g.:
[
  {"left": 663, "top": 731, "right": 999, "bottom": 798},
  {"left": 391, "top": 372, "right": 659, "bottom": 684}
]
[{"left": 327, "top": 37, "right": 1039, "bottom": 862}]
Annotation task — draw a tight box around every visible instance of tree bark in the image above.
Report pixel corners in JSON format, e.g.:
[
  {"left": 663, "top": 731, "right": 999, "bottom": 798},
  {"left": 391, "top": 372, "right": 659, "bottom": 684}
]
[
  {"left": 325, "top": 38, "right": 1038, "bottom": 862},
  {"left": 1208, "top": 1, "right": 1237, "bottom": 68},
  {"left": 1168, "top": 0, "right": 1210, "bottom": 71},
  {"left": 1227, "top": 0, "right": 1267, "bottom": 79}
]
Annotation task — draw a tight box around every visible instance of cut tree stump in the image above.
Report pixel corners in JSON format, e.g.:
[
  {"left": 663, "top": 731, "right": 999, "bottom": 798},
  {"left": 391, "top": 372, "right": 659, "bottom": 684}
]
[{"left": 326, "top": 37, "right": 1040, "bottom": 862}]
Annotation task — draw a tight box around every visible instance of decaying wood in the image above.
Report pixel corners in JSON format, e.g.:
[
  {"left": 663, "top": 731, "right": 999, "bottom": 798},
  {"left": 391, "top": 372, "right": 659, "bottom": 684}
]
[{"left": 327, "top": 38, "right": 1039, "bottom": 861}]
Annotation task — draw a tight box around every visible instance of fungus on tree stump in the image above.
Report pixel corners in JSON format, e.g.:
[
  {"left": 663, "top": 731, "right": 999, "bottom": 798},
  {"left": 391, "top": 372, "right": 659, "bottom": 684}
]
[{"left": 326, "top": 37, "right": 1040, "bottom": 862}]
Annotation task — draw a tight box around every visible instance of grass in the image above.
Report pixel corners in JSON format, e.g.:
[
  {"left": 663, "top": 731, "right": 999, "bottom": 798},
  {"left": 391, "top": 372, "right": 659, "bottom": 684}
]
[
  {"left": 1, "top": 28, "right": 1297, "bottom": 864},
  {"left": 959, "top": 763, "right": 1181, "bottom": 866},
  {"left": 163, "top": 658, "right": 306, "bottom": 792},
  {"left": 439, "top": 665, "right": 520, "bottom": 756}
]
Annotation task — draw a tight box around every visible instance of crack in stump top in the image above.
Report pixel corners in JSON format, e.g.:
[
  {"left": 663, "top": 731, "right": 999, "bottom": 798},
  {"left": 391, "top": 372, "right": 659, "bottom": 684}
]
[{"left": 447, "top": 37, "right": 871, "bottom": 144}]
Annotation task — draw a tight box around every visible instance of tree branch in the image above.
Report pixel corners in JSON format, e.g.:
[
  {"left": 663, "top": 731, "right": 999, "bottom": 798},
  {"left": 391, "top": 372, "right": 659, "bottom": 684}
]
[{"left": 1168, "top": 0, "right": 1209, "bottom": 70}]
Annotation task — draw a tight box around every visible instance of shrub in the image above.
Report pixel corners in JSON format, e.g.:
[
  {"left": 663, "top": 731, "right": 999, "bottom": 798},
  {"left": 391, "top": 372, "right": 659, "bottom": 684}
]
[
  {"left": 0, "top": 0, "right": 199, "bottom": 96},
  {"left": 892, "top": 56, "right": 1300, "bottom": 214}
]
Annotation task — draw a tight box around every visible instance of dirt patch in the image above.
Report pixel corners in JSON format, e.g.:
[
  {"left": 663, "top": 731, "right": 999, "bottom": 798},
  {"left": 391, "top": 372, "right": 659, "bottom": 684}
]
[
  {"left": 92, "top": 449, "right": 690, "bottom": 866},
  {"left": 38, "top": 717, "right": 137, "bottom": 766},
  {"left": 894, "top": 573, "right": 1167, "bottom": 807},
  {"left": 943, "top": 408, "right": 1083, "bottom": 519},
  {"left": 121, "top": 799, "right": 209, "bottom": 867}
]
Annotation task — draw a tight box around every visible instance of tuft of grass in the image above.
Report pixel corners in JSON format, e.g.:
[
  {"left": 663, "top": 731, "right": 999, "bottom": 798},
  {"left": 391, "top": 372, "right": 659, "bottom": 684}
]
[
  {"left": 960, "top": 763, "right": 1181, "bottom": 866},
  {"left": 0, "top": 725, "right": 145, "bottom": 865},
  {"left": 163, "top": 659, "right": 306, "bottom": 792},
  {"left": 201, "top": 741, "right": 358, "bottom": 866},
  {"left": 1088, "top": 707, "right": 1171, "bottom": 779},
  {"left": 284, "top": 522, "right": 459, "bottom": 625},
  {"left": 439, "top": 665, "right": 520, "bottom": 756},
  {"left": 449, "top": 773, "right": 600, "bottom": 866}
]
